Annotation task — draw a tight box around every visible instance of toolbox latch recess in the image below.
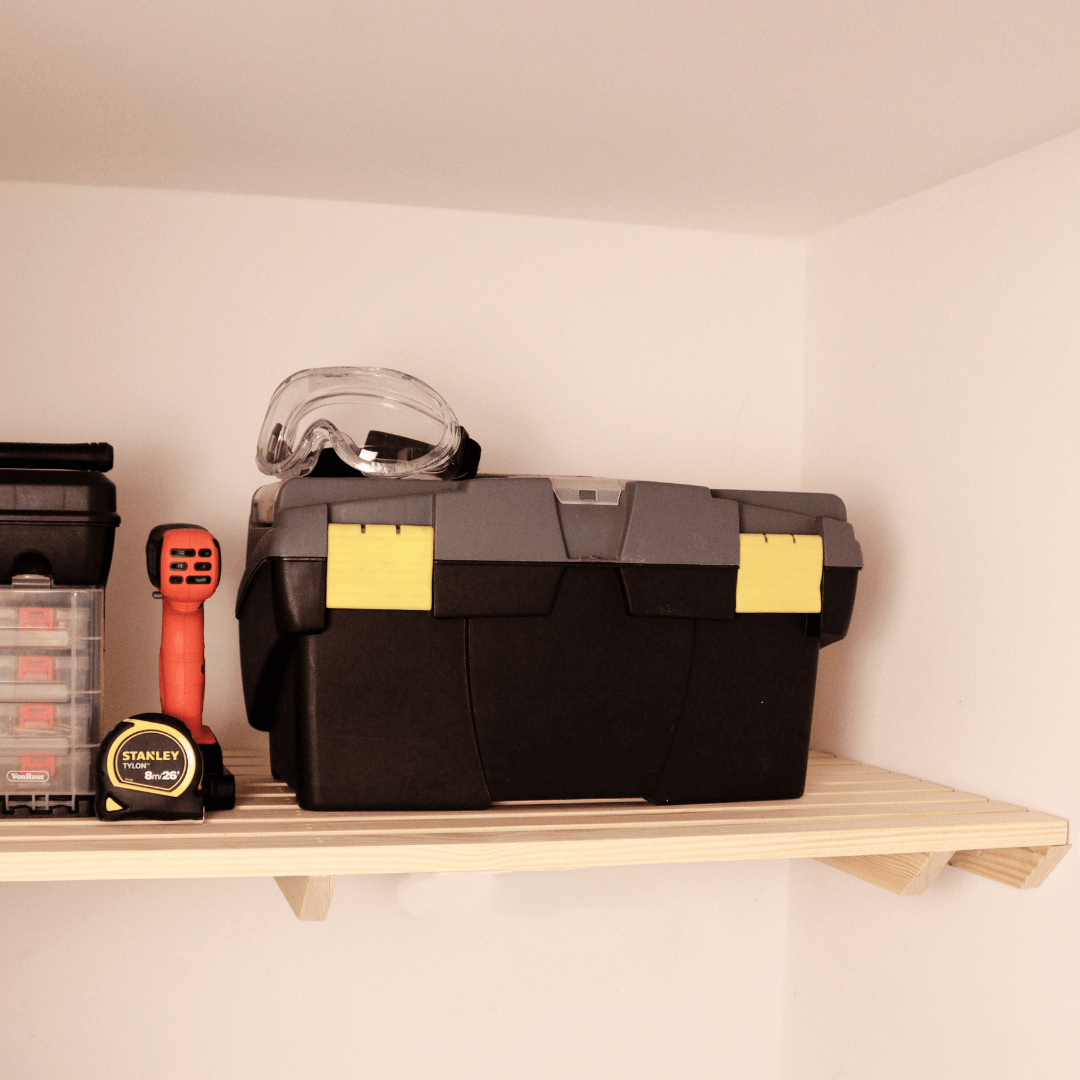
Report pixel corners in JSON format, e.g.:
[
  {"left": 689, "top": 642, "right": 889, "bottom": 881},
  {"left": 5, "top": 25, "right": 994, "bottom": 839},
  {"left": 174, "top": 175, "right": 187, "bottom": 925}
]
[{"left": 549, "top": 477, "right": 625, "bottom": 506}]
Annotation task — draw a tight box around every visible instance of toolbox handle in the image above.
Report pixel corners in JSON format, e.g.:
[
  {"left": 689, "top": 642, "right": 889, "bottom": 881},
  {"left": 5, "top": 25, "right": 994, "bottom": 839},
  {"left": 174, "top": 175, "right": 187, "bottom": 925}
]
[{"left": 0, "top": 442, "right": 113, "bottom": 472}]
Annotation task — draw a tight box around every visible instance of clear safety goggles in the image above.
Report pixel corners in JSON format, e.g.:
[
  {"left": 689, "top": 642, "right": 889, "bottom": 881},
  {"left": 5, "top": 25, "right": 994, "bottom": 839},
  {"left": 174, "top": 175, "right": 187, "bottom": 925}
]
[{"left": 255, "top": 368, "right": 480, "bottom": 481}]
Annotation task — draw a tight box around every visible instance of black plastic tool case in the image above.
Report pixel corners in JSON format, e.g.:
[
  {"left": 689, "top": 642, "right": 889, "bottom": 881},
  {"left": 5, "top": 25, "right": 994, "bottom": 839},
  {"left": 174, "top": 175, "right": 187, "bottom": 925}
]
[
  {"left": 237, "top": 477, "right": 861, "bottom": 810},
  {"left": 0, "top": 443, "right": 119, "bottom": 815}
]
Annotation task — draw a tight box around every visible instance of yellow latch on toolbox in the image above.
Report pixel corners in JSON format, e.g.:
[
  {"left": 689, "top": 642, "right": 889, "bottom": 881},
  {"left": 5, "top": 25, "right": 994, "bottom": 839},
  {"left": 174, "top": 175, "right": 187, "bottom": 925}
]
[
  {"left": 326, "top": 524, "right": 434, "bottom": 610},
  {"left": 736, "top": 534, "right": 823, "bottom": 613}
]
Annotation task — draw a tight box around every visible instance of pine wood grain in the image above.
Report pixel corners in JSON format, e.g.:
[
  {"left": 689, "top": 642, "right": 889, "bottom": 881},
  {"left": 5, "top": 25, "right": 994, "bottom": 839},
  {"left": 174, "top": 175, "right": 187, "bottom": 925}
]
[
  {"left": 275, "top": 875, "right": 336, "bottom": 920},
  {"left": 949, "top": 844, "right": 1071, "bottom": 888},
  {"left": 0, "top": 753, "right": 1066, "bottom": 894},
  {"left": 816, "top": 850, "right": 955, "bottom": 895}
]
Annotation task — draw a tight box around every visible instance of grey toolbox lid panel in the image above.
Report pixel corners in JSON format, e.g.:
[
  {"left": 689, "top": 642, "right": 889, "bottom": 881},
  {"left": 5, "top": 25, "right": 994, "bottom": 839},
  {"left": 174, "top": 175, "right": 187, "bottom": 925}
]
[
  {"left": 433, "top": 478, "right": 569, "bottom": 563},
  {"left": 710, "top": 489, "right": 861, "bottom": 568},
  {"left": 245, "top": 480, "right": 444, "bottom": 561},
  {"left": 434, "top": 479, "right": 744, "bottom": 566},
  {"left": 249, "top": 502, "right": 329, "bottom": 563},
  {"left": 332, "top": 494, "right": 435, "bottom": 527},
  {"left": 712, "top": 489, "right": 848, "bottom": 522},
  {"left": 274, "top": 476, "right": 456, "bottom": 513},
  {"left": 243, "top": 476, "right": 859, "bottom": 569},
  {"left": 620, "top": 483, "right": 740, "bottom": 566},
  {"left": 244, "top": 493, "right": 437, "bottom": 563},
  {"left": 820, "top": 517, "right": 863, "bottom": 568},
  {"left": 737, "top": 503, "right": 820, "bottom": 536}
]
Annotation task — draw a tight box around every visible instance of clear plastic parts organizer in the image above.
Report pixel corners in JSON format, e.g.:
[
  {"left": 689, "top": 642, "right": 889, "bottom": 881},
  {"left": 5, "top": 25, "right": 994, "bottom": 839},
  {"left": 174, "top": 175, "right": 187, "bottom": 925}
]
[{"left": 0, "top": 584, "right": 102, "bottom": 815}]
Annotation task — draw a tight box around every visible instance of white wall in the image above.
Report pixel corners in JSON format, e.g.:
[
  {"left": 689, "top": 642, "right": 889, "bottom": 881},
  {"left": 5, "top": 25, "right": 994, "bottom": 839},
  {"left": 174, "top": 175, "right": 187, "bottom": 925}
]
[
  {"left": 13, "top": 130, "right": 1073, "bottom": 1080},
  {"left": 785, "top": 130, "right": 1080, "bottom": 1078},
  {"left": 0, "top": 180, "right": 804, "bottom": 1079}
]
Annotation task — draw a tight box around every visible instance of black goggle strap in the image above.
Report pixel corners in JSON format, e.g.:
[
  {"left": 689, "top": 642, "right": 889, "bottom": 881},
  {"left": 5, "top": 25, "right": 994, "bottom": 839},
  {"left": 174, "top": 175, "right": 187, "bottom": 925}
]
[{"left": 306, "top": 428, "right": 481, "bottom": 480}]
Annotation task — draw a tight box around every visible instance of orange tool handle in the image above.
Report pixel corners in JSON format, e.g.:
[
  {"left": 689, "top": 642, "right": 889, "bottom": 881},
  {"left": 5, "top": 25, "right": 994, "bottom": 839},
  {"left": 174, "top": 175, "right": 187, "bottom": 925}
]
[
  {"left": 147, "top": 524, "right": 221, "bottom": 746},
  {"left": 159, "top": 599, "right": 212, "bottom": 743}
]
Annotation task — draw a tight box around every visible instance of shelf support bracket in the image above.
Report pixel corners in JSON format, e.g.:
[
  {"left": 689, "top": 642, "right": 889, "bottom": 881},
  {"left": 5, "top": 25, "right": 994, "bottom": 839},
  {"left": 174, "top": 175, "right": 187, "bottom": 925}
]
[
  {"left": 949, "top": 844, "right": 1071, "bottom": 889},
  {"left": 816, "top": 851, "right": 955, "bottom": 895},
  {"left": 275, "top": 875, "right": 337, "bottom": 920}
]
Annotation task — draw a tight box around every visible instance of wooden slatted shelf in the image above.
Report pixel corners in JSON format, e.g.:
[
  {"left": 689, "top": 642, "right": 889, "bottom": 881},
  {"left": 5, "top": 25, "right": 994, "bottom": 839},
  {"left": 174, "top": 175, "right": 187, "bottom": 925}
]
[{"left": 0, "top": 750, "right": 1068, "bottom": 919}]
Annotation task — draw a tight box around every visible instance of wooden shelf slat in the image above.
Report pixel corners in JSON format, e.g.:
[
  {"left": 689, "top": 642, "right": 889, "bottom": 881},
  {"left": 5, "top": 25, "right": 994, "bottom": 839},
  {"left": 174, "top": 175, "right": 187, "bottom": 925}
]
[
  {"left": 0, "top": 750, "right": 1067, "bottom": 919},
  {"left": 0, "top": 800, "right": 1039, "bottom": 846}
]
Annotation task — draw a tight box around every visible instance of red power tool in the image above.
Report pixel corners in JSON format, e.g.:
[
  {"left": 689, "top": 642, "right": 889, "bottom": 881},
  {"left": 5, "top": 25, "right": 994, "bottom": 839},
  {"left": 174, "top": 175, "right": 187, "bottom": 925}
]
[{"left": 146, "top": 524, "right": 235, "bottom": 810}]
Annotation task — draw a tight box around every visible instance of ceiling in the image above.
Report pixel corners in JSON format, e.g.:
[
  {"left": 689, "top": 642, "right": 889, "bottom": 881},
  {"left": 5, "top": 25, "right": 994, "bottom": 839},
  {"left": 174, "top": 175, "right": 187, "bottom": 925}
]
[{"left": 2, "top": 1, "right": 1079, "bottom": 235}]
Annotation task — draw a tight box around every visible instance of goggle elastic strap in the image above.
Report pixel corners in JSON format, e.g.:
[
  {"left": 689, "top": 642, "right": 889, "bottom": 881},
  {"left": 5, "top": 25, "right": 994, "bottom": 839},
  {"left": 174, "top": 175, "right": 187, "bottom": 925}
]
[{"left": 305, "top": 428, "right": 481, "bottom": 480}]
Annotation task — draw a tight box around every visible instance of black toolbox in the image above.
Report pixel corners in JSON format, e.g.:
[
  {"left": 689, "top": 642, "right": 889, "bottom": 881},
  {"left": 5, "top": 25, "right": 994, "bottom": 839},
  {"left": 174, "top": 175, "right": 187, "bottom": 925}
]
[
  {"left": 0, "top": 443, "right": 120, "bottom": 814},
  {"left": 237, "top": 475, "right": 861, "bottom": 810}
]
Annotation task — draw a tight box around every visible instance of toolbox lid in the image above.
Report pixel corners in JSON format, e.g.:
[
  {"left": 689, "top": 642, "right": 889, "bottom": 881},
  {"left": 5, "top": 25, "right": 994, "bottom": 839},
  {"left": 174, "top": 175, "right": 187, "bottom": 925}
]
[
  {"left": 0, "top": 469, "right": 117, "bottom": 518},
  {"left": 0, "top": 443, "right": 116, "bottom": 519}
]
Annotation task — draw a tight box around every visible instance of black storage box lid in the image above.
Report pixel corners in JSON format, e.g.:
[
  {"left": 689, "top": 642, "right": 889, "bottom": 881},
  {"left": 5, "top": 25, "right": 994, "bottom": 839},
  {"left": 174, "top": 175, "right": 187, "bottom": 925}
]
[{"left": 0, "top": 443, "right": 120, "bottom": 586}]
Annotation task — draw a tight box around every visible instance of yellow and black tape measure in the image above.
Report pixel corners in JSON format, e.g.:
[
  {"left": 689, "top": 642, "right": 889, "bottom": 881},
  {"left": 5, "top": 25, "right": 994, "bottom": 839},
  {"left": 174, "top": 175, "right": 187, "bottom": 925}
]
[{"left": 95, "top": 713, "right": 204, "bottom": 821}]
